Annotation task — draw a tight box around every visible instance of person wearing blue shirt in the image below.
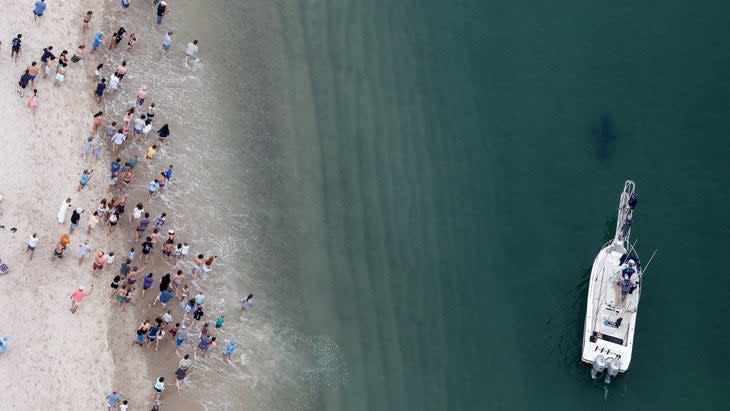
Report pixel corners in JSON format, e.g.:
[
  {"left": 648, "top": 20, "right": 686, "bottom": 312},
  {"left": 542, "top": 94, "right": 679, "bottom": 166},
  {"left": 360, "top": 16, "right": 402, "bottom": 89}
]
[
  {"left": 33, "top": 0, "right": 46, "bottom": 21},
  {"left": 105, "top": 390, "right": 120, "bottom": 408},
  {"left": 164, "top": 165, "right": 173, "bottom": 181},
  {"left": 154, "top": 288, "right": 173, "bottom": 307},
  {"left": 92, "top": 31, "right": 104, "bottom": 52}
]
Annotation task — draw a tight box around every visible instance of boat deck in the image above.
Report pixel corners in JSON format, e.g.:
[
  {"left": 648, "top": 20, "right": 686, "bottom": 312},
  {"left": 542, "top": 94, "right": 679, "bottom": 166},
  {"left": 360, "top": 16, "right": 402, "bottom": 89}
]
[
  {"left": 582, "top": 242, "right": 640, "bottom": 371},
  {"left": 592, "top": 248, "right": 638, "bottom": 344}
]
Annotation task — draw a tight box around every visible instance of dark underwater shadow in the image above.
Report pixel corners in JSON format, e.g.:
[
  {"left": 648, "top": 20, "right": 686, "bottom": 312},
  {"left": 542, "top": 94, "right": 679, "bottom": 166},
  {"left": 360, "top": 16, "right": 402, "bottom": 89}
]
[{"left": 592, "top": 114, "right": 617, "bottom": 163}]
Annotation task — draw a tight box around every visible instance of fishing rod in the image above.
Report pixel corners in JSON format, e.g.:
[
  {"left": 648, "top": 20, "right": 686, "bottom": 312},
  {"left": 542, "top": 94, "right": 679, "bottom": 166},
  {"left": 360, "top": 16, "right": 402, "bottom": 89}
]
[{"left": 639, "top": 249, "right": 658, "bottom": 274}]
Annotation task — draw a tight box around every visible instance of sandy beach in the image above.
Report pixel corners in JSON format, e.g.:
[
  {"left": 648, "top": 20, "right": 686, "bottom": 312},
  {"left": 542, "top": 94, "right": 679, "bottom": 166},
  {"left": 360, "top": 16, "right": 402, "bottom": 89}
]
[{"left": 0, "top": 1, "right": 153, "bottom": 408}]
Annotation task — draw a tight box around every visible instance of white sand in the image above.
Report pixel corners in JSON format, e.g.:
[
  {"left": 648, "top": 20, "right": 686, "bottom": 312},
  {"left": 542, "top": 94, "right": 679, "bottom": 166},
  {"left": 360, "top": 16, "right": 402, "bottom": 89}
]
[{"left": 0, "top": 1, "right": 151, "bottom": 408}]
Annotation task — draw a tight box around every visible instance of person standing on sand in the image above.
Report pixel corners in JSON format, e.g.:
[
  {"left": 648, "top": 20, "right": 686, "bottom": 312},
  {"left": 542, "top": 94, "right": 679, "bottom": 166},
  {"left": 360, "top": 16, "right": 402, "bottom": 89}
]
[
  {"left": 91, "top": 111, "right": 105, "bottom": 134},
  {"left": 86, "top": 210, "right": 100, "bottom": 234},
  {"left": 105, "top": 389, "right": 120, "bottom": 409},
  {"left": 57, "top": 197, "right": 72, "bottom": 223},
  {"left": 39, "top": 46, "right": 54, "bottom": 78},
  {"left": 110, "top": 275, "right": 121, "bottom": 298},
  {"left": 27, "top": 61, "right": 39, "bottom": 87},
  {"left": 106, "top": 251, "right": 116, "bottom": 268},
  {"left": 33, "top": 0, "right": 46, "bottom": 22},
  {"left": 112, "top": 129, "right": 126, "bottom": 152},
  {"left": 95, "top": 78, "right": 107, "bottom": 102},
  {"left": 77, "top": 169, "right": 93, "bottom": 192},
  {"left": 77, "top": 240, "right": 91, "bottom": 265},
  {"left": 10, "top": 34, "right": 22, "bottom": 61},
  {"left": 27, "top": 89, "right": 38, "bottom": 113},
  {"left": 51, "top": 237, "right": 67, "bottom": 260},
  {"left": 26, "top": 233, "right": 39, "bottom": 260},
  {"left": 81, "top": 10, "right": 92, "bottom": 32},
  {"left": 81, "top": 137, "right": 94, "bottom": 160},
  {"left": 152, "top": 377, "right": 165, "bottom": 401},
  {"left": 17, "top": 70, "right": 32, "bottom": 97},
  {"left": 69, "top": 207, "right": 84, "bottom": 232},
  {"left": 53, "top": 63, "right": 67, "bottom": 86},
  {"left": 92, "top": 251, "right": 107, "bottom": 276},
  {"left": 70, "top": 285, "right": 93, "bottom": 314},
  {"left": 91, "top": 31, "right": 104, "bottom": 53}
]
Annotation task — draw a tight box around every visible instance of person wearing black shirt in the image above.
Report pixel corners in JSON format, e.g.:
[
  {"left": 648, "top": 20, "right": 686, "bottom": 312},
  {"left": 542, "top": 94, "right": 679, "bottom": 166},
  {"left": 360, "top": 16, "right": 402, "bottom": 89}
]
[{"left": 10, "top": 34, "right": 22, "bottom": 60}]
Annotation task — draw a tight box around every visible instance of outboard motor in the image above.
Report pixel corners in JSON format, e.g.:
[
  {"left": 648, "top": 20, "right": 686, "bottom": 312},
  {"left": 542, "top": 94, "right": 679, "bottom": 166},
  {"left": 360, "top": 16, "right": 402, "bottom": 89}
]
[
  {"left": 604, "top": 357, "right": 621, "bottom": 384},
  {"left": 591, "top": 355, "right": 606, "bottom": 379}
]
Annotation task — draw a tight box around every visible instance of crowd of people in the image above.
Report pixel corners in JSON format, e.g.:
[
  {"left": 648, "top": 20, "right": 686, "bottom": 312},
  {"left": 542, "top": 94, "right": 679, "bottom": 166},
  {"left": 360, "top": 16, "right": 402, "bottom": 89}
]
[{"left": 14, "top": 1, "right": 253, "bottom": 409}]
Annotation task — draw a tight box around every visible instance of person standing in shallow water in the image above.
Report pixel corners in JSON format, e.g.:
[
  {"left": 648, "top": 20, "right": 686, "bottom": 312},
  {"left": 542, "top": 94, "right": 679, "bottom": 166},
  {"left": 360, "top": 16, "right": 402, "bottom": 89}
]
[
  {"left": 240, "top": 293, "right": 254, "bottom": 318},
  {"left": 156, "top": 1, "right": 169, "bottom": 26},
  {"left": 185, "top": 40, "right": 199, "bottom": 66}
]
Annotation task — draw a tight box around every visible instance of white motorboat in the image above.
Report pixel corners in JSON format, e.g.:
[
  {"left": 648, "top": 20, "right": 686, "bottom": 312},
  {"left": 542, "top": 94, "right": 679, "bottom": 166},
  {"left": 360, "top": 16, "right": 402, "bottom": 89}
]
[{"left": 581, "top": 180, "right": 646, "bottom": 382}]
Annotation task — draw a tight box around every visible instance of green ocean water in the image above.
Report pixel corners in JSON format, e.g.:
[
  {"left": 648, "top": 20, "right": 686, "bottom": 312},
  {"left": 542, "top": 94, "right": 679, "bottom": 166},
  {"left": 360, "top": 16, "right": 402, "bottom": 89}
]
[{"left": 272, "top": 0, "right": 730, "bottom": 410}]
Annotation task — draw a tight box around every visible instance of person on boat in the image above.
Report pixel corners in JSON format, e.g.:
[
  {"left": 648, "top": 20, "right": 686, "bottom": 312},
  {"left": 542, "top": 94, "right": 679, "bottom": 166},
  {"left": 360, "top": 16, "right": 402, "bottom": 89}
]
[
  {"left": 619, "top": 252, "right": 640, "bottom": 268},
  {"left": 628, "top": 193, "right": 638, "bottom": 209},
  {"left": 621, "top": 212, "right": 633, "bottom": 237},
  {"left": 621, "top": 260, "right": 636, "bottom": 279}
]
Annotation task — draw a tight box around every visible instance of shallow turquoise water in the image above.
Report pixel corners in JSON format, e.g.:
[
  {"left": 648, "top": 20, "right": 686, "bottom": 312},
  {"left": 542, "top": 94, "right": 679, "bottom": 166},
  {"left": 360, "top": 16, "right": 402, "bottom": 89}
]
[{"left": 276, "top": 0, "right": 730, "bottom": 410}]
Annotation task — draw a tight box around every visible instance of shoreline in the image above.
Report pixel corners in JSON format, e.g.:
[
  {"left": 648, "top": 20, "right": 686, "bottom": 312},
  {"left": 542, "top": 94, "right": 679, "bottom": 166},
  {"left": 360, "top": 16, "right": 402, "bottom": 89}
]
[{"left": 1, "top": 0, "right": 313, "bottom": 408}]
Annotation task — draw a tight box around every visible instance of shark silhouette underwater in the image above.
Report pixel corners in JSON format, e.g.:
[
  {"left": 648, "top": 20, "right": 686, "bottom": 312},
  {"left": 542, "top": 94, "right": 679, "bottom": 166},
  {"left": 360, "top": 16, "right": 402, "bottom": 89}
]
[{"left": 592, "top": 114, "right": 617, "bottom": 162}]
